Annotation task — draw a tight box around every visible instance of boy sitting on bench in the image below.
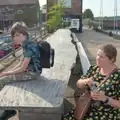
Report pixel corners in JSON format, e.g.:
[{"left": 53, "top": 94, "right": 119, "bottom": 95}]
[{"left": 0, "top": 22, "right": 42, "bottom": 120}]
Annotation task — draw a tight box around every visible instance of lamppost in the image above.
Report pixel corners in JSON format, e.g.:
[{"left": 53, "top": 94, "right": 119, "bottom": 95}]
[
  {"left": 99, "top": 0, "right": 103, "bottom": 29},
  {"left": 80, "top": 0, "right": 83, "bottom": 33},
  {"left": 114, "top": 0, "right": 118, "bottom": 34}
]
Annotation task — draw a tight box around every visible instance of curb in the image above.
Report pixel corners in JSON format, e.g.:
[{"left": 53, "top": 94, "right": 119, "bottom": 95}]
[{"left": 71, "top": 33, "right": 91, "bottom": 75}]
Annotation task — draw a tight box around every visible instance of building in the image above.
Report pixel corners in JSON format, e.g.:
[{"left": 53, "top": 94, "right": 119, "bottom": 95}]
[
  {"left": 47, "top": 0, "right": 83, "bottom": 32},
  {"left": 93, "top": 16, "right": 120, "bottom": 30},
  {"left": 0, "top": 0, "right": 40, "bottom": 30}
]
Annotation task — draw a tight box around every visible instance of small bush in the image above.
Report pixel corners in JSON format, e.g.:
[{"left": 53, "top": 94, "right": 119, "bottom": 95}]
[{"left": 47, "top": 2, "right": 64, "bottom": 33}]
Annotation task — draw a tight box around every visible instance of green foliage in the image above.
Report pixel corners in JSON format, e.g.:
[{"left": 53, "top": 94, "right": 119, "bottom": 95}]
[
  {"left": 47, "top": 1, "right": 64, "bottom": 33},
  {"left": 83, "top": 18, "right": 90, "bottom": 26},
  {"left": 83, "top": 9, "right": 94, "bottom": 20}
]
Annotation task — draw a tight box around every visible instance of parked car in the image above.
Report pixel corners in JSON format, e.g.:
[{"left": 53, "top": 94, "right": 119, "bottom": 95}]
[
  {"left": 0, "top": 41, "right": 4, "bottom": 46},
  {"left": 0, "top": 35, "right": 21, "bottom": 59},
  {"left": 0, "top": 49, "right": 5, "bottom": 58},
  {"left": 0, "top": 35, "right": 12, "bottom": 43},
  {"left": 0, "top": 43, "right": 12, "bottom": 57}
]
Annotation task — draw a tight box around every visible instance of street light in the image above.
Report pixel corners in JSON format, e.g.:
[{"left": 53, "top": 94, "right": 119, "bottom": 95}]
[
  {"left": 114, "top": 0, "right": 118, "bottom": 34},
  {"left": 99, "top": 0, "right": 103, "bottom": 30}
]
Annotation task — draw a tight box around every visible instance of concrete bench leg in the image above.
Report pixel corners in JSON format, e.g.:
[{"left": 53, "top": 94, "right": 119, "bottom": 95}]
[{"left": 19, "top": 111, "right": 62, "bottom": 120}]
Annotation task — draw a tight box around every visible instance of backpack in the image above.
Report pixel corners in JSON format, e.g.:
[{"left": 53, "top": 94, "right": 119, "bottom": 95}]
[{"left": 38, "top": 41, "right": 55, "bottom": 68}]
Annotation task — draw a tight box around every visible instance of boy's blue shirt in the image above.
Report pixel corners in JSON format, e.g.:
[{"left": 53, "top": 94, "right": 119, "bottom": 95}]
[{"left": 22, "top": 36, "right": 42, "bottom": 73}]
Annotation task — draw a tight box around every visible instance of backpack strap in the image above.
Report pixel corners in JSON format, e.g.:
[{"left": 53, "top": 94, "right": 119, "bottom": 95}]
[{"left": 96, "top": 68, "right": 118, "bottom": 91}]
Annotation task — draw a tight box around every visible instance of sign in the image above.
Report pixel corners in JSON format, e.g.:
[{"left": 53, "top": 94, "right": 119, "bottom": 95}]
[
  {"left": 64, "top": 0, "right": 72, "bottom": 8},
  {"left": 58, "top": 0, "right": 72, "bottom": 8}
]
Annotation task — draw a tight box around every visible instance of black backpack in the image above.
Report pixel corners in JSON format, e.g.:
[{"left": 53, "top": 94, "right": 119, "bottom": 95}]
[{"left": 38, "top": 41, "right": 55, "bottom": 68}]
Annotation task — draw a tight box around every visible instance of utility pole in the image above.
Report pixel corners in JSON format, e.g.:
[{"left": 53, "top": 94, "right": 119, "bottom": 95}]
[
  {"left": 99, "top": 0, "right": 103, "bottom": 29},
  {"left": 114, "top": 0, "right": 118, "bottom": 34},
  {"left": 80, "top": 0, "right": 83, "bottom": 33}
]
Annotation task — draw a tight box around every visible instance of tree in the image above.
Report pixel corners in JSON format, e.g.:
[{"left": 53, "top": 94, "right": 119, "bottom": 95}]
[
  {"left": 83, "top": 9, "right": 94, "bottom": 19},
  {"left": 47, "top": 1, "right": 64, "bottom": 32}
]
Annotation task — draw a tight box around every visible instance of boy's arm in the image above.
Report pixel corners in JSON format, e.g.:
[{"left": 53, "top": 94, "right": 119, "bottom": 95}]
[{"left": 0, "top": 58, "right": 31, "bottom": 77}]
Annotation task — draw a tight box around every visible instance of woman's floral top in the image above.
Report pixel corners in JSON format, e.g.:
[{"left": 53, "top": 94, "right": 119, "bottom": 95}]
[{"left": 64, "top": 65, "right": 120, "bottom": 120}]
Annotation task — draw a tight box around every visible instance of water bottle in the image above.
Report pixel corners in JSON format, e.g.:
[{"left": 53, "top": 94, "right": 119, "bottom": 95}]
[
  {"left": 91, "top": 81, "right": 101, "bottom": 108},
  {"left": 91, "top": 82, "right": 98, "bottom": 91}
]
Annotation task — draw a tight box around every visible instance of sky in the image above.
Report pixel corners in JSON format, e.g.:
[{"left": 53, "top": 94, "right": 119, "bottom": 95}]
[
  {"left": 39, "top": 0, "right": 120, "bottom": 17},
  {"left": 39, "top": 0, "right": 46, "bottom": 7},
  {"left": 83, "top": 0, "right": 120, "bottom": 17}
]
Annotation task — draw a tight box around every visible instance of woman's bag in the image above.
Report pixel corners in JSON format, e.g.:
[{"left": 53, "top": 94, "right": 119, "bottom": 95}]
[{"left": 74, "top": 87, "right": 91, "bottom": 120}]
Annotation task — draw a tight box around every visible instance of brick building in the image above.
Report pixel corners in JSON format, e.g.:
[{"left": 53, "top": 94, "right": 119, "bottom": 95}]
[
  {"left": 0, "top": 0, "right": 40, "bottom": 30},
  {"left": 47, "top": 0, "right": 83, "bottom": 32}
]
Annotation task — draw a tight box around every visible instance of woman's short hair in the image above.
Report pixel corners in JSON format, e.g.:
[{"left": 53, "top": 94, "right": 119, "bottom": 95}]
[
  {"left": 100, "top": 44, "right": 117, "bottom": 62},
  {"left": 11, "top": 22, "right": 28, "bottom": 38}
]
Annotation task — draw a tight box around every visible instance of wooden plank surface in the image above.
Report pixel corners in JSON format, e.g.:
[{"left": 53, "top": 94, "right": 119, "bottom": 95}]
[{"left": 0, "top": 29, "right": 77, "bottom": 110}]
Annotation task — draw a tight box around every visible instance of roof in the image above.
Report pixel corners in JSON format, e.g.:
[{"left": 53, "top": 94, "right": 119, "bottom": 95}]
[{"left": 0, "top": 0, "right": 38, "bottom": 5}]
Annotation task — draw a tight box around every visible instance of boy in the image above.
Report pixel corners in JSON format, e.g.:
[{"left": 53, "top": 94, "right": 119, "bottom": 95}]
[{"left": 0, "top": 22, "right": 42, "bottom": 119}]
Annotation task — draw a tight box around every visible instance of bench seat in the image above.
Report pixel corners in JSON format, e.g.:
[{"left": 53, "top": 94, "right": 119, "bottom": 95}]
[{"left": 0, "top": 29, "right": 77, "bottom": 120}]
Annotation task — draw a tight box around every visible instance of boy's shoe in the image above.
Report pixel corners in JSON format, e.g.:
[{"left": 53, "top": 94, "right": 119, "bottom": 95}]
[{"left": 0, "top": 110, "right": 16, "bottom": 120}]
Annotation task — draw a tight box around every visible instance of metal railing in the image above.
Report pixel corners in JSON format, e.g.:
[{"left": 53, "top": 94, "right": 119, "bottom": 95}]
[{"left": 29, "top": 25, "right": 48, "bottom": 41}]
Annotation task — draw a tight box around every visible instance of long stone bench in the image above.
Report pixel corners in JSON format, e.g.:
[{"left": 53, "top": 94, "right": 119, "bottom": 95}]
[
  {"left": 72, "top": 33, "right": 90, "bottom": 75},
  {"left": 0, "top": 29, "right": 77, "bottom": 120}
]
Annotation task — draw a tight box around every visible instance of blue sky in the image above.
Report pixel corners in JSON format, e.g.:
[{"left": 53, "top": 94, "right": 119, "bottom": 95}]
[
  {"left": 39, "top": 0, "right": 46, "bottom": 7},
  {"left": 39, "top": 0, "right": 120, "bottom": 17},
  {"left": 83, "top": 0, "right": 120, "bottom": 17}
]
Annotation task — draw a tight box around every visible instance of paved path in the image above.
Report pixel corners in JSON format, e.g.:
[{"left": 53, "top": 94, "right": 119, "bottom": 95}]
[
  {"left": 0, "top": 29, "right": 77, "bottom": 120},
  {"left": 76, "top": 28, "right": 120, "bottom": 67}
]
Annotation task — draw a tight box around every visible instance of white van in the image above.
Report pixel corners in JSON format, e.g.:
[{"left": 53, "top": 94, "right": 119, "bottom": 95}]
[{"left": 69, "top": 19, "right": 80, "bottom": 31}]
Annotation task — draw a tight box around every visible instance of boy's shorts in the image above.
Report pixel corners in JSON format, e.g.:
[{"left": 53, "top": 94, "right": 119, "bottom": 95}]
[{"left": 0, "top": 71, "right": 40, "bottom": 90}]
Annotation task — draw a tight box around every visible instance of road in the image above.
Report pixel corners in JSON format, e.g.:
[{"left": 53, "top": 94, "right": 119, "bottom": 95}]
[{"left": 76, "top": 27, "right": 120, "bottom": 67}]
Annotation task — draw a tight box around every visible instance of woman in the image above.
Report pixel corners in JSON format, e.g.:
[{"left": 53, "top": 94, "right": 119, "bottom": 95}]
[{"left": 64, "top": 44, "right": 120, "bottom": 120}]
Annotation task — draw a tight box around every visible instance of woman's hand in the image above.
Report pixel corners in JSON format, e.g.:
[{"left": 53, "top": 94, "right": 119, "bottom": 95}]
[
  {"left": 77, "top": 77, "right": 93, "bottom": 88},
  {"left": 85, "top": 77, "right": 93, "bottom": 86},
  {"left": 91, "top": 91, "right": 106, "bottom": 102}
]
